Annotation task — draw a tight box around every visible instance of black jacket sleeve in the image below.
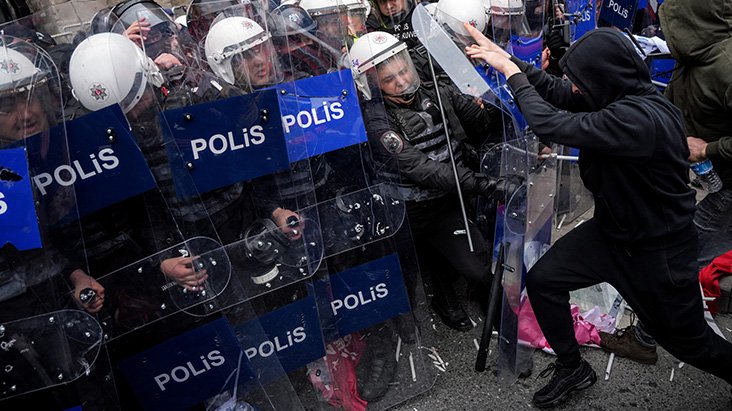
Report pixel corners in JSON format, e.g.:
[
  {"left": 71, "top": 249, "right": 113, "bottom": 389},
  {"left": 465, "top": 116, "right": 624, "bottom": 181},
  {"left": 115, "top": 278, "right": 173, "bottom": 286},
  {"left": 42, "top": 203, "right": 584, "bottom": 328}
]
[
  {"left": 511, "top": 57, "right": 587, "bottom": 113},
  {"left": 506, "top": 73, "right": 657, "bottom": 158},
  {"left": 445, "top": 85, "right": 502, "bottom": 145},
  {"left": 393, "top": 138, "right": 489, "bottom": 194}
]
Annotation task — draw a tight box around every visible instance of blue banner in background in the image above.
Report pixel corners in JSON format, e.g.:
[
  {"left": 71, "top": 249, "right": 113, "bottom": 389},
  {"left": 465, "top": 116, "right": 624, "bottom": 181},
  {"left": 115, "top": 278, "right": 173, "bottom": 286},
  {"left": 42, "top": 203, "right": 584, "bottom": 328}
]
[
  {"left": 599, "top": 0, "right": 639, "bottom": 31},
  {"left": 648, "top": 55, "right": 675, "bottom": 90},
  {"left": 277, "top": 70, "right": 368, "bottom": 162},
  {"left": 315, "top": 253, "right": 411, "bottom": 338},
  {"left": 233, "top": 295, "right": 325, "bottom": 380},
  {"left": 118, "top": 318, "right": 253, "bottom": 411},
  {"left": 0, "top": 147, "right": 41, "bottom": 251},
  {"left": 161, "top": 89, "right": 290, "bottom": 198}
]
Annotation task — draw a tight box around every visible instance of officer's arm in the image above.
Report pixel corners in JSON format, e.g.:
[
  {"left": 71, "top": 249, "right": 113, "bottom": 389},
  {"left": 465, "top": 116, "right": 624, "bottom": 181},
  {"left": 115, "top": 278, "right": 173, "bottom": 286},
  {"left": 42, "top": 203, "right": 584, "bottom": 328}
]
[
  {"left": 377, "top": 130, "right": 494, "bottom": 194},
  {"left": 506, "top": 73, "right": 656, "bottom": 158},
  {"left": 445, "top": 87, "right": 502, "bottom": 145}
]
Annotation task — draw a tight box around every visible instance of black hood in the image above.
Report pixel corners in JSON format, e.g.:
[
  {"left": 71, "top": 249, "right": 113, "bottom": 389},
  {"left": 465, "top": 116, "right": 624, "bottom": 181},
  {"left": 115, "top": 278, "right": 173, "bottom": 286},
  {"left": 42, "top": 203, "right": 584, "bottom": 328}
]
[{"left": 559, "top": 28, "right": 656, "bottom": 110}]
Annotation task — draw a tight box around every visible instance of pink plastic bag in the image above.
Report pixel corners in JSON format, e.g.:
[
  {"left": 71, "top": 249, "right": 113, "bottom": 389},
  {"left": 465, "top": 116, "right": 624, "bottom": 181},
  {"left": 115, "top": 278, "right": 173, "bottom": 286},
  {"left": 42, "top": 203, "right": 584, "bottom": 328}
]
[{"left": 518, "top": 298, "right": 605, "bottom": 352}]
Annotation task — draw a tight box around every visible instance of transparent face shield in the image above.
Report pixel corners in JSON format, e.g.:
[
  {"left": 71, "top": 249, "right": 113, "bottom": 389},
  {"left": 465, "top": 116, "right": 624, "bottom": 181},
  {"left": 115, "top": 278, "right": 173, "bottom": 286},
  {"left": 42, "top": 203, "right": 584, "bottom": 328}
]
[
  {"left": 268, "top": 5, "right": 342, "bottom": 75},
  {"left": 490, "top": 2, "right": 532, "bottom": 48},
  {"left": 343, "top": 5, "right": 368, "bottom": 38},
  {"left": 208, "top": 16, "right": 285, "bottom": 91},
  {"left": 371, "top": 48, "right": 420, "bottom": 99},
  {"left": 312, "top": 11, "right": 350, "bottom": 50},
  {"left": 374, "top": 0, "right": 411, "bottom": 26}
]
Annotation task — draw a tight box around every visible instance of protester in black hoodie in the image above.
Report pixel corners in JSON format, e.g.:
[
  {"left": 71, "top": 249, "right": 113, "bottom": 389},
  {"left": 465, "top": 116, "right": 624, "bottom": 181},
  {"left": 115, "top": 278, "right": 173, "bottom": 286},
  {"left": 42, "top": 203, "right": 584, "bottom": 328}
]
[{"left": 465, "top": 25, "right": 732, "bottom": 408}]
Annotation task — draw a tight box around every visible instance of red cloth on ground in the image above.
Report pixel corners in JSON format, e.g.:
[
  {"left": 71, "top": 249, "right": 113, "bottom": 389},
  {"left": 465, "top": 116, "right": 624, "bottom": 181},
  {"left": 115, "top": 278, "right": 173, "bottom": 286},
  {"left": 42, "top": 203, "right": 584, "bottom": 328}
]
[
  {"left": 308, "top": 334, "right": 368, "bottom": 411},
  {"left": 699, "top": 250, "right": 732, "bottom": 314}
]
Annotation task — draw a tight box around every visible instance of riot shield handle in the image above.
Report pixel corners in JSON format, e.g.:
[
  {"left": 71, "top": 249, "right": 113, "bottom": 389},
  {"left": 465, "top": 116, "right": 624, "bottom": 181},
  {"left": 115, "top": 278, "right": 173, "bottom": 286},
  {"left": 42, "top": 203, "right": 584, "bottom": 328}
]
[{"left": 475, "top": 242, "right": 506, "bottom": 372}]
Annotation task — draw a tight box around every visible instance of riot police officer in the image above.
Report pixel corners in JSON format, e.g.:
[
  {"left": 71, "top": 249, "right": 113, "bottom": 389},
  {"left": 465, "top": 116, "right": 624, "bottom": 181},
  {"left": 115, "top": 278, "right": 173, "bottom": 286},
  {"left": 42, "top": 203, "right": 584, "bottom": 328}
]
[{"left": 351, "top": 31, "right": 506, "bottom": 330}]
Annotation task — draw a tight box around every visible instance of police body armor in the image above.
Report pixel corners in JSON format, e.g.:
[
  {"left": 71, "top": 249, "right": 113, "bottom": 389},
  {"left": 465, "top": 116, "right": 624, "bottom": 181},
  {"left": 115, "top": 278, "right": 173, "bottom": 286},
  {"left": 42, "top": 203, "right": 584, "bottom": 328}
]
[{"left": 382, "top": 88, "right": 465, "bottom": 202}]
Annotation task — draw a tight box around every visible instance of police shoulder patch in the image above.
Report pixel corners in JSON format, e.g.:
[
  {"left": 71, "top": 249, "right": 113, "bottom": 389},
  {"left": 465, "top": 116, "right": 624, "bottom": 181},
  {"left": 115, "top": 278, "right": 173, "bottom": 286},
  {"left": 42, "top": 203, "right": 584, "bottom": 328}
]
[{"left": 380, "top": 131, "right": 404, "bottom": 154}]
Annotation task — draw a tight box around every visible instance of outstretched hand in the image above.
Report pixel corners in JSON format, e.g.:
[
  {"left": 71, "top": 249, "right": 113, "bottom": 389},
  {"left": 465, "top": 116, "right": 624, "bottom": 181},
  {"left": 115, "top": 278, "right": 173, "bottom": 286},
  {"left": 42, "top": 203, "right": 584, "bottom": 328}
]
[
  {"left": 462, "top": 22, "right": 510, "bottom": 58},
  {"left": 463, "top": 22, "right": 521, "bottom": 78}
]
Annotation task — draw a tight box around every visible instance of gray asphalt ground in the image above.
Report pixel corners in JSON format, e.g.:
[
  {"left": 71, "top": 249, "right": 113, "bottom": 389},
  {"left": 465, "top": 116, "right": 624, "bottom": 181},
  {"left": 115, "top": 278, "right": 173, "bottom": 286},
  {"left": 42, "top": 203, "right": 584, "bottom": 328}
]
[{"left": 390, "top": 194, "right": 732, "bottom": 411}]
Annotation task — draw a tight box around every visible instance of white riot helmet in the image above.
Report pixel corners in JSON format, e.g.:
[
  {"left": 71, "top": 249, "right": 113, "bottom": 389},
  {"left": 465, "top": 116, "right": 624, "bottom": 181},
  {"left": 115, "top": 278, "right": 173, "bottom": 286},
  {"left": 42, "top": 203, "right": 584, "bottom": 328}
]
[
  {"left": 436, "top": 0, "right": 487, "bottom": 44},
  {"left": 0, "top": 39, "right": 57, "bottom": 143},
  {"left": 69, "top": 33, "right": 164, "bottom": 113},
  {"left": 485, "top": 0, "right": 525, "bottom": 16},
  {"left": 204, "top": 16, "right": 282, "bottom": 89},
  {"left": 300, "top": 0, "right": 368, "bottom": 42},
  {"left": 0, "top": 45, "right": 44, "bottom": 95},
  {"left": 349, "top": 31, "right": 420, "bottom": 99},
  {"left": 483, "top": 0, "right": 531, "bottom": 42}
]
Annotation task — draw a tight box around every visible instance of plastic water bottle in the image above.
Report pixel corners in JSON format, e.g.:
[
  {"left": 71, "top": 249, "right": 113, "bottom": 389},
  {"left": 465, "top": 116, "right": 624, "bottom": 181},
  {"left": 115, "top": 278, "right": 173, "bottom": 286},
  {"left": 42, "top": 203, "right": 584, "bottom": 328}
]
[{"left": 690, "top": 159, "right": 723, "bottom": 193}]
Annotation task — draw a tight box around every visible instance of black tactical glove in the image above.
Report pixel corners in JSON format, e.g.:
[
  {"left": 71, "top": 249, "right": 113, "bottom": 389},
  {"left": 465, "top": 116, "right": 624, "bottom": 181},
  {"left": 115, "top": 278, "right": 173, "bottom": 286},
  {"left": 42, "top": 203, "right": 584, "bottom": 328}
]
[
  {"left": 478, "top": 174, "right": 524, "bottom": 202},
  {"left": 546, "top": 27, "right": 569, "bottom": 59},
  {"left": 495, "top": 174, "right": 525, "bottom": 202}
]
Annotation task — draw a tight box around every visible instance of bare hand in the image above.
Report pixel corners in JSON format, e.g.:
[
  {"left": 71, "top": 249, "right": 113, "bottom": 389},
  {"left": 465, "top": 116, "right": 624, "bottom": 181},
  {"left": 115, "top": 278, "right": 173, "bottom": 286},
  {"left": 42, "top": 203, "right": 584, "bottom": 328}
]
[
  {"left": 124, "top": 18, "right": 151, "bottom": 47},
  {"left": 465, "top": 45, "right": 521, "bottom": 77},
  {"left": 70, "top": 269, "right": 105, "bottom": 314},
  {"left": 154, "top": 53, "right": 182, "bottom": 70},
  {"left": 271, "top": 207, "right": 304, "bottom": 241},
  {"left": 687, "top": 136, "right": 708, "bottom": 162},
  {"left": 463, "top": 22, "right": 510, "bottom": 58},
  {"left": 160, "top": 256, "right": 208, "bottom": 291},
  {"left": 541, "top": 47, "right": 551, "bottom": 71}
]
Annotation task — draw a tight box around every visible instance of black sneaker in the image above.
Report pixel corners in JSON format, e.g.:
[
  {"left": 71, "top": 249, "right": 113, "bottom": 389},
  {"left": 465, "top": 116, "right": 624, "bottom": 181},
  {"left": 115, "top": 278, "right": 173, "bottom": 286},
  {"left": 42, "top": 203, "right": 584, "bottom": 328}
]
[{"left": 533, "top": 359, "right": 597, "bottom": 409}]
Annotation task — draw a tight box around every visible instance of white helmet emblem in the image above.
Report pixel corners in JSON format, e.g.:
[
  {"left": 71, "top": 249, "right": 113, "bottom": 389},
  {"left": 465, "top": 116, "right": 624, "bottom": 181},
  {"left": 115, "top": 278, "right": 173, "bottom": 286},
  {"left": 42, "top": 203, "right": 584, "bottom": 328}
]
[
  {"left": 0, "top": 59, "right": 21, "bottom": 74},
  {"left": 90, "top": 83, "right": 108, "bottom": 101}
]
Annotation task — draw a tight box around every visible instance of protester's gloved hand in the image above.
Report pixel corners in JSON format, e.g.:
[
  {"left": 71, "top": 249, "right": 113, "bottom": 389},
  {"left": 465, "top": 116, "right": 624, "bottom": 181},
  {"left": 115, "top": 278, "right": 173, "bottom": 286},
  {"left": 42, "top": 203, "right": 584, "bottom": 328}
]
[{"left": 546, "top": 27, "right": 568, "bottom": 59}]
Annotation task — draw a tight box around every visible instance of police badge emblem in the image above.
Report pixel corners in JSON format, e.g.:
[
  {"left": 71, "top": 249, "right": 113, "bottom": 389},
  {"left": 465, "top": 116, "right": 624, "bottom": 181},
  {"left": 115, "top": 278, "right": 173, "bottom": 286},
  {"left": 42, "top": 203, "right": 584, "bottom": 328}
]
[{"left": 380, "top": 131, "right": 404, "bottom": 154}]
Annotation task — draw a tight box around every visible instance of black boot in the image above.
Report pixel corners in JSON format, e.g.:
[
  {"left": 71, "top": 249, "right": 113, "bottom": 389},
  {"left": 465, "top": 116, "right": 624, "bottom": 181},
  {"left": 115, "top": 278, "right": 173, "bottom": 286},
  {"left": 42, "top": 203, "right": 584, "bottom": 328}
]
[
  {"left": 431, "top": 286, "right": 472, "bottom": 332},
  {"left": 393, "top": 312, "right": 418, "bottom": 344},
  {"left": 356, "top": 332, "right": 397, "bottom": 402},
  {"left": 533, "top": 359, "right": 596, "bottom": 409}
]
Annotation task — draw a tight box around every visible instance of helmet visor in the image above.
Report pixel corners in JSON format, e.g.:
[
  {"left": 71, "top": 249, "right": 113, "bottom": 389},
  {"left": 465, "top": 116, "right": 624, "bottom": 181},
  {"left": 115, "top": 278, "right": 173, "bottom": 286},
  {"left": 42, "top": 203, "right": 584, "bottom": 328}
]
[
  {"left": 230, "top": 37, "right": 284, "bottom": 90},
  {"left": 371, "top": 48, "right": 419, "bottom": 98}
]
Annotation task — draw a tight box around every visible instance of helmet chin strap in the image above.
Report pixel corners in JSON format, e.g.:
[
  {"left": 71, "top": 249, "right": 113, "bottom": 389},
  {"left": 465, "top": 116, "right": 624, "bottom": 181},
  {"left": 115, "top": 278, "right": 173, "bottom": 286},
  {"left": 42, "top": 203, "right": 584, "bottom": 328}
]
[{"left": 385, "top": 91, "right": 416, "bottom": 106}]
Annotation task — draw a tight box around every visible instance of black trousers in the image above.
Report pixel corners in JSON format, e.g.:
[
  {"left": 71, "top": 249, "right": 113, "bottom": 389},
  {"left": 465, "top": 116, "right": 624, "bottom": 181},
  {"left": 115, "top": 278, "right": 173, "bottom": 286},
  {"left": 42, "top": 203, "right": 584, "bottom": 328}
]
[
  {"left": 407, "top": 196, "right": 492, "bottom": 288},
  {"left": 526, "top": 218, "right": 732, "bottom": 383}
]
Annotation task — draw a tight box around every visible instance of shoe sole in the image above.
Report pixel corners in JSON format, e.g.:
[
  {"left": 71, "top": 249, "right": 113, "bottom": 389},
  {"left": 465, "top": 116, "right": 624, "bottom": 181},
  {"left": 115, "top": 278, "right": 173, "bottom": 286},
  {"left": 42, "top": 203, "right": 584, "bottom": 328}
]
[{"left": 533, "top": 369, "right": 597, "bottom": 409}]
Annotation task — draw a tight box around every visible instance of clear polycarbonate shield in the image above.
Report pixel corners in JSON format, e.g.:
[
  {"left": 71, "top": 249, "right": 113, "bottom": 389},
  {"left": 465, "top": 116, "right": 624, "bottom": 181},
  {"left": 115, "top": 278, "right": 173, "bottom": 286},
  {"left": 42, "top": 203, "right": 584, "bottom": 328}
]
[
  {"left": 0, "top": 34, "right": 106, "bottom": 403},
  {"left": 487, "top": 0, "right": 557, "bottom": 385},
  {"left": 140, "top": 13, "right": 325, "bottom": 315},
  {"left": 413, "top": 2, "right": 557, "bottom": 382},
  {"left": 0, "top": 310, "right": 103, "bottom": 402},
  {"left": 554, "top": 145, "right": 592, "bottom": 225},
  {"left": 51, "top": 11, "right": 308, "bottom": 409},
  {"left": 494, "top": 134, "right": 557, "bottom": 384}
]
